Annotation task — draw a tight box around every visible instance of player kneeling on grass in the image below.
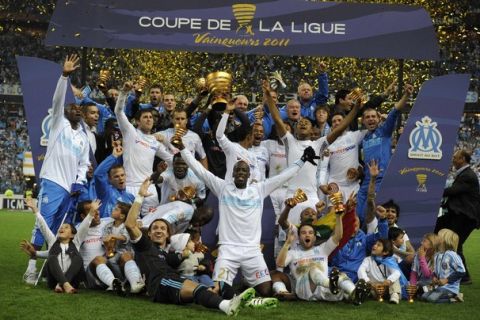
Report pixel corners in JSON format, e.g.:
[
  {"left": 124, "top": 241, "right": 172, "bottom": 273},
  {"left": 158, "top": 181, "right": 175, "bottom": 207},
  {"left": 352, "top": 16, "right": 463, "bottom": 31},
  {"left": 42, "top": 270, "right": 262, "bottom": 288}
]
[
  {"left": 274, "top": 213, "right": 366, "bottom": 304},
  {"left": 23, "top": 198, "right": 93, "bottom": 294},
  {"left": 124, "top": 178, "right": 257, "bottom": 316},
  {"left": 357, "top": 238, "right": 407, "bottom": 304}
]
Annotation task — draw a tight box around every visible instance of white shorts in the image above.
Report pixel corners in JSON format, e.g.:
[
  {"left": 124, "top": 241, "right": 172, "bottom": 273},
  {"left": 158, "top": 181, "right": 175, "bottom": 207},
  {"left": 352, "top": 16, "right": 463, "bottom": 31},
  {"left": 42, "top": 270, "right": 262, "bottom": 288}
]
[
  {"left": 293, "top": 273, "right": 343, "bottom": 302},
  {"left": 126, "top": 184, "right": 159, "bottom": 217},
  {"left": 213, "top": 245, "right": 271, "bottom": 287}
]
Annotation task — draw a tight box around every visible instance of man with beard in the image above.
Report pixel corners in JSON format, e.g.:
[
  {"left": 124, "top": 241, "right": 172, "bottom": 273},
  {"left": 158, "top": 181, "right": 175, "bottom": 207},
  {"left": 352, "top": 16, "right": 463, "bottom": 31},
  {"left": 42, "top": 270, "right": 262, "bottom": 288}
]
[{"left": 125, "top": 83, "right": 163, "bottom": 118}]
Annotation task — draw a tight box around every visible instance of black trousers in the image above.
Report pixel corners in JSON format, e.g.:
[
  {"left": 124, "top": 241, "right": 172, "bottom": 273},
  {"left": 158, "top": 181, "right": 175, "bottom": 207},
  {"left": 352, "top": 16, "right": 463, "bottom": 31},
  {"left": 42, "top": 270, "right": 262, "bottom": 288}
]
[
  {"left": 435, "top": 213, "right": 476, "bottom": 280},
  {"left": 46, "top": 254, "right": 84, "bottom": 289}
]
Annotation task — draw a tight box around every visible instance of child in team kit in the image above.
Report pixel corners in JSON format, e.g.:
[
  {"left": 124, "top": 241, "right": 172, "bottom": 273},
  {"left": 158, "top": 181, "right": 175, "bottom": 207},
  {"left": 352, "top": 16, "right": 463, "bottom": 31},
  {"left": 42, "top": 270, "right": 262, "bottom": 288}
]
[
  {"left": 169, "top": 232, "right": 214, "bottom": 288},
  {"left": 357, "top": 238, "right": 407, "bottom": 304},
  {"left": 409, "top": 233, "right": 439, "bottom": 293},
  {"left": 422, "top": 229, "right": 465, "bottom": 303}
]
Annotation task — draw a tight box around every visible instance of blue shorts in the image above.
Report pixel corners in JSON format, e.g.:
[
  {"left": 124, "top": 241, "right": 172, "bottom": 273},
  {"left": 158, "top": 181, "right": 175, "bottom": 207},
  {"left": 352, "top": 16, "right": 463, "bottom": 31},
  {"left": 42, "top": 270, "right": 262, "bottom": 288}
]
[{"left": 31, "top": 179, "right": 71, "bottom": 247}]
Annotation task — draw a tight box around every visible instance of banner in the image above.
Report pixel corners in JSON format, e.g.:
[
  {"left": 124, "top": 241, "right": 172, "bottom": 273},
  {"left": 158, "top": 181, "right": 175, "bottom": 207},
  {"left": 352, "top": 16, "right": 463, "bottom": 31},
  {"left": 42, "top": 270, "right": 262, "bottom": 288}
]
[
  {"left": 377, "top": 74, "right": 470, "bottom": 246},
  {"left": 45, "top": 0, "right": 439, "bottom": 60},
  {"left": 16, "top": 56, "right": 75, "bottom": 181}
]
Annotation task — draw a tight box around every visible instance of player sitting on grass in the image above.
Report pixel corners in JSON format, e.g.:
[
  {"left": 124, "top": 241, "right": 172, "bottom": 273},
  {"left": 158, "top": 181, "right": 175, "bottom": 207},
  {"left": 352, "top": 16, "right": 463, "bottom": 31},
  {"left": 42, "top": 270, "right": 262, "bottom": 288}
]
[
  {"left": 274, "top": 217, "right": 366, "bottom": 304},
  {"left": 124, "top": 178, "right": 258, "bottom": 316}
]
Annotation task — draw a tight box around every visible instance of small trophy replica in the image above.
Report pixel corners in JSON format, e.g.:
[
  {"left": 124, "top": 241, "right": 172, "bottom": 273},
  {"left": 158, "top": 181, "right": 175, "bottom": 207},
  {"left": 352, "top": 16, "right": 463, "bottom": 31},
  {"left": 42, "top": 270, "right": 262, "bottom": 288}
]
[
  {"left": 269, "top": 70, "right": 287, "bottom": 90},
  {"left": 104, "top": 238, "right": 116, "bottom": 258},
  {"left": 171, "top": 123, "right": 187, "bottom": 148},
  {"left": 328, "top": 192, "right": 345, "bottom": 215},
  {"left": 135, "top": 75, "right": 148, "bottom": 94},
  {"left": 375, "top": 285, "right": 386, "bottom": 302},
  {"left": 178, "top": 185, "right": 197, "bottom": 201},
  {"left": 349, "top": 87, "right": 367, "bottom": 105},
  {"left": 407, "top": 284, "right": 418, "bottom": 303},
  {"left": 206, "top": 71, "right": 232, "bottom": 111},
  {"left": 286, "top": 189, "right": 308, "bottom": 207},
  {"left": 98, "top": 69, "right": 110, "bottom": 90}
]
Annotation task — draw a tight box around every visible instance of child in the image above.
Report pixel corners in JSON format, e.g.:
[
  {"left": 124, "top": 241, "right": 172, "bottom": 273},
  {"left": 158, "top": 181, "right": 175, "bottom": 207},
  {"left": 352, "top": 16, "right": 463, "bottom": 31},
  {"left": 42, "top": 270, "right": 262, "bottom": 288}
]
[
  {"left": 388, "top": 227, "right": 411, "bottom": 278},
  {"left": 410, "top": 233, "right": 439, "bottom": 290},
  {"left": 169, "top": 233, "right": 214, "bottom": 287},
  {"left": 422, "top": 229, "right": 465, "bottom": 303},
  {"left": 358, "top": 238, "right": 407, "bottom": 304},
  {"left": 97, "top": 201, "right": 145, "bottom": 294},
  {"left": 24, "top": 198, "right": 97, "bottom": 293}
]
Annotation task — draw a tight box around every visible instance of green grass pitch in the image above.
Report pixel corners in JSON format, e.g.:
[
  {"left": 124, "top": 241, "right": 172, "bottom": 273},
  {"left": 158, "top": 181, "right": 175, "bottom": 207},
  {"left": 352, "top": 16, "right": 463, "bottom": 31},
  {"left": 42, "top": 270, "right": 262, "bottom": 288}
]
[{"left": 1, "top": 210, "right": 479, "bottom": 319}]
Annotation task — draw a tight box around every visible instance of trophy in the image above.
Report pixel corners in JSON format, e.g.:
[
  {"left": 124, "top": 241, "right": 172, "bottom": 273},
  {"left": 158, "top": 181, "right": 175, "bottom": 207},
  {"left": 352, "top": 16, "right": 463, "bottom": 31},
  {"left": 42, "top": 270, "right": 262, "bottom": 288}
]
[
  {"left": 269, "top": 71, "right": 287, "bottom": 90},
  {"left": 206, "top": 71, "right": 233, "bottom": 111},
  {"left": 407, "top": 284, "right": 418, "bottom": 303},
  {"left": 98, "top": 69, "right": 110, "bottom": 90},
  {"left": 375, "top": 284, "right": 386, "bottom": 302},
  {"left": 286, "top": 189, "right": 308, "bottom": 207},
  {"left": 170, "top": 123, "right": 187, "bottom": 148},
  {"left": 349, "top": 87, "right": 367, "bottom": 105},
  {"left": 328, "top": 192, "right": 345, "bottom": 215},
  {"left": 135, "top": 75, "right": 148, "bottom": 94},
  {"left": 178, "top": 185, "right": 197, "bottom": 201},
  {"left": 104, "top": 238, "right": 116, "bottom": 258}
]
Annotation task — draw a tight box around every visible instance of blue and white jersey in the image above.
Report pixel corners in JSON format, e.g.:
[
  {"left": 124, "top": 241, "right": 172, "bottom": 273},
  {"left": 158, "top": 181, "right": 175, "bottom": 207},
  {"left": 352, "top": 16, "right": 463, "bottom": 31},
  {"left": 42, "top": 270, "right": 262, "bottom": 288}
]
[
  {"left": 40, "top": 76, "right": 89, "bottom": 191},
  {"left": 434, "top": 251, "right": 465, "bottom": 294}
]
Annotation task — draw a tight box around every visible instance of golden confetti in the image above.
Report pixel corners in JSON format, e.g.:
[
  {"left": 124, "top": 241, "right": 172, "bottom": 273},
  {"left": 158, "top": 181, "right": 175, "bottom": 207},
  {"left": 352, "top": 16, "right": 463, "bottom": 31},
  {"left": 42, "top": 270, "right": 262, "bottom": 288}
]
[{"left": 1, "top": 0, "right": 478, "bottom": 96}]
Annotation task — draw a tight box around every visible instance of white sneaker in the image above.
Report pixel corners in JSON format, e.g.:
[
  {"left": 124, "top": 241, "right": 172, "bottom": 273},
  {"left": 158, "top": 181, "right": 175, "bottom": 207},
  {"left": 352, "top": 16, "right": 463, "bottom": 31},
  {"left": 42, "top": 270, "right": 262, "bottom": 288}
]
[
  {"left": 129, "top": 280, "right": 145, "bottom": 294},
  {"left": 23, "top": 270, "right": 38, "bottom": 285},
  {"left": 389, "top": 292, "right": 400, "bottom": 304},
  {"left": 226, "top": 287, "right": 256, "bottom": 316}
]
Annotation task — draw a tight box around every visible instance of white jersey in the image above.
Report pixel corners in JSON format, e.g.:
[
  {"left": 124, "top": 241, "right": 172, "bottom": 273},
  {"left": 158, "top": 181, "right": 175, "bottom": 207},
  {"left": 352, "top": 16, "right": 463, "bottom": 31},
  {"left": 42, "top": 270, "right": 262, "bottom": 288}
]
[
  {"left": 40, "top": 76, "right": 90, "bottom": 191},
  {"left": 181, "top": 148, "right": 302, "bottom": 247},
  {"left": 158, "top": 168, "right": 206, "bottom": 205},
  {"left": 261, "top": 139, "right": 287, "bottom": 178},
  {"left": 115, "top": 92, "right": 173, "bottom": 187},
  {"left": 285, "top": 237, "right": 337, "bottom": 300},
  {"left": 216, "top": 113, "right": 260, "bottom": 183},
  {"left": 141, "top": 200, "right": 195, "bottom": 234},
  {"left": 327, "top": 130, "right": 366, "bottom": 184},
  {"left": 282, "top": 131, "right": 328, "bottom": 197},
  {"left": 78, "top": 218, "right": 112, "bottom": 269},
  {"left": 357, "top": 256, "right": 401, "bottom": 284},
  {"left": 249, "top": 144, "right": 269, "bottom": 181},
  {"left": 159, "top": 128, "right": 206, "bottom": 159}
]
